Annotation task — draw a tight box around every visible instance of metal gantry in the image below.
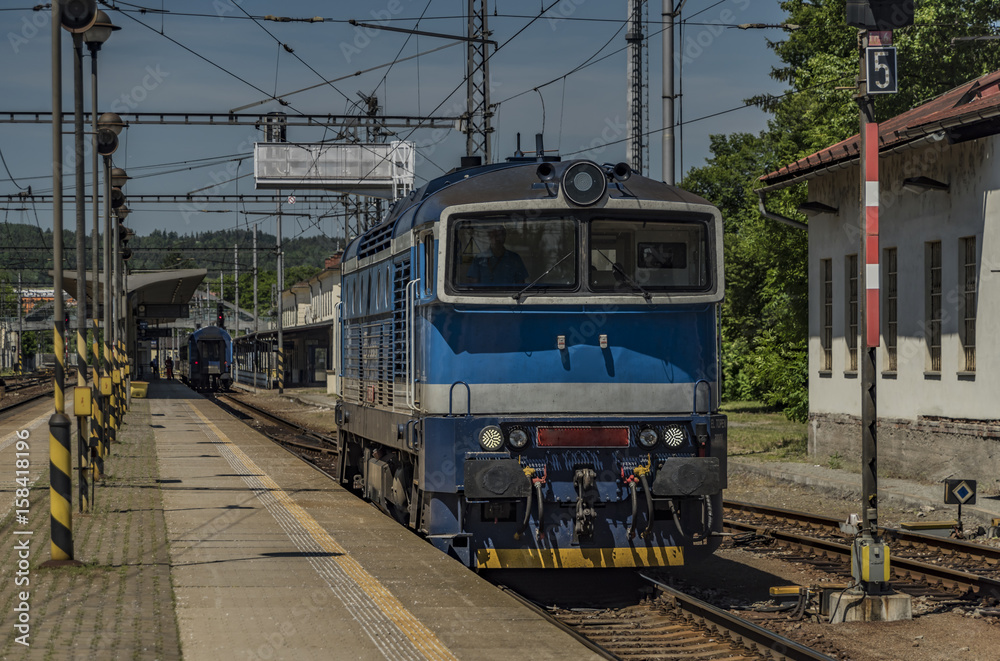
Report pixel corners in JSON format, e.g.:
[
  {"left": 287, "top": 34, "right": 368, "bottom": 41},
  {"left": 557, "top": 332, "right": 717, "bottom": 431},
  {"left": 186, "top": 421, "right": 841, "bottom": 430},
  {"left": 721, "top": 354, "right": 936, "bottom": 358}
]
[{"left": 465, "top": 0, "right": 493, "bottom": 163}]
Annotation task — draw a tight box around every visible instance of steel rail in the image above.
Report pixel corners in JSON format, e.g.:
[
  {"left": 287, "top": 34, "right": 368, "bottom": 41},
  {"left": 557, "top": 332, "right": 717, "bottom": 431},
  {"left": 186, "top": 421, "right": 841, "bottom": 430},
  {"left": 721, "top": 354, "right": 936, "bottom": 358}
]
[
  {"left": 725, "top": 500, "right": 1000, "bottom": 565},
  {"left": 723, "top": 518, "right": 1000, "bottom": 598},
  {"left": 0, "top": 389, "right": 53, "bottom": 414},
  {"left": 214, "top": 393, "right": 338, "bottom": 454},
  {"left": 639, "top": 574, "right": 837, "bottom": 661}
]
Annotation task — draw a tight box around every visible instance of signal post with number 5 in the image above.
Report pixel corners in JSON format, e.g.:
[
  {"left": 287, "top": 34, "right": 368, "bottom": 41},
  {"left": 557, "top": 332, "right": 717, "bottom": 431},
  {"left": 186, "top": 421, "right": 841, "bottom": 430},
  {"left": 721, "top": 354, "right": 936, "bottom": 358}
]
[
  {"left": 866, "top": 32, "right": 898, "bottom": 95},
  {"left": 826, "top": 0, "right": 916, "bottom": 623}
]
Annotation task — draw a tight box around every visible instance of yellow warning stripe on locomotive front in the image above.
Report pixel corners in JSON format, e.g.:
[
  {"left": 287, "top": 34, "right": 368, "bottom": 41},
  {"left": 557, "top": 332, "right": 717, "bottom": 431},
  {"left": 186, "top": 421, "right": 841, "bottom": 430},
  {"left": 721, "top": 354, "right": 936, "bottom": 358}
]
[{"left": 476, "top": 544, "right": 684, "bottom": 569}]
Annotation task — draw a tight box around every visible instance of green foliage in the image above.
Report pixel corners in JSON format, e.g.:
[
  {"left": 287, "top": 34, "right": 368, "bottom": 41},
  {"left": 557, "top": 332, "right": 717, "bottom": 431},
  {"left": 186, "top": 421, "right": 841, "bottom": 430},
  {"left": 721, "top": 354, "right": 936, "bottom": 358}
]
[{"left": 21, "top": 330, "right": 37, "bottom": 356}]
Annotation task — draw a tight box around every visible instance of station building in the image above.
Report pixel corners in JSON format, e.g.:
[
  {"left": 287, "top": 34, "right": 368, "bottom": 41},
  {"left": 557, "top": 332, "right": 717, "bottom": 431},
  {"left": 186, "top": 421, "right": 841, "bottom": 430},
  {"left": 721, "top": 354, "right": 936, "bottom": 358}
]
[
  {"left": 759, "top": 69, "right": 1000, "bottom": 482},
  {"left": 235, "top": 253, "right": 342, "bottom": 390}
]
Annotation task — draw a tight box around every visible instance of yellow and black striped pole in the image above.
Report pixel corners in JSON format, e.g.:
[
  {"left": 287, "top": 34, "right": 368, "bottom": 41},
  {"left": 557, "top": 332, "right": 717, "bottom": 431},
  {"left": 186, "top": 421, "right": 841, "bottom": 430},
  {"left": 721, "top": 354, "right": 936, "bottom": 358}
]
[
  {"left": 91, "top": 319, "right": 104, "bottom": 480},
  {"left": 44, "top": 0, "right": 76, "bottom": 566},
  {"left": 48, "top": 328, "right": 74, "bottom": 563}
]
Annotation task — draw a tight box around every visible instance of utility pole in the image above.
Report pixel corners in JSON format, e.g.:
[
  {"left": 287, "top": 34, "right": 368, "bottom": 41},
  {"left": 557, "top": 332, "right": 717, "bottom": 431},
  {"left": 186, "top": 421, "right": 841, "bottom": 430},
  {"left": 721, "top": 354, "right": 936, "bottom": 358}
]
[
  {"left": 234, "top": 243, "right": 239, "bottom": 338},
  {"left": 662, "top": 0, "right": 675, "bottom": 184},
  {"left": 17, "top": 273, "right": 22, "bottom": 376},
  {"left": 276, "top": 202, "right": 284, "bottom": 394},
  {"left": 830, "top": 0, "right": 913, "bottom": 622},
  {"left": 627, "top": 0, "right": 646, "bottom": 174},
  {"left": 253, "top": 224, "right": 258, "bottom": 334}
]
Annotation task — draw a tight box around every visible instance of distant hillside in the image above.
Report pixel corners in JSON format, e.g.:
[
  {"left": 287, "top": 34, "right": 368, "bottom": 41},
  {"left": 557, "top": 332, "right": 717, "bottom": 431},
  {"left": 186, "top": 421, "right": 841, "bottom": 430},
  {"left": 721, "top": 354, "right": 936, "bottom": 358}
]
[{"left": 0, "top": 223, "right": 343, "bottom": 287}]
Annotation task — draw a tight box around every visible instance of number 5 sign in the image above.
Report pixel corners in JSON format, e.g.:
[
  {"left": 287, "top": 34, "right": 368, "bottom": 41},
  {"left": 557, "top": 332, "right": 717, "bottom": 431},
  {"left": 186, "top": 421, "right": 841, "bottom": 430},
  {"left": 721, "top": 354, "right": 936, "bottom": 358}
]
[{"left": 866, "top": 46, "right": 898, "bottom": 94}]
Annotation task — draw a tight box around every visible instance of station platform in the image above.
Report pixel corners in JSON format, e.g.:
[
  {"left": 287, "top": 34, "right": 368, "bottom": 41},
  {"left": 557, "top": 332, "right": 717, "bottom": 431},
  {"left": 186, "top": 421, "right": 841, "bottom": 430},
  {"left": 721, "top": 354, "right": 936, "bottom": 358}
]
[{"left": 0, "top": 380, "right": 602, "bottom": 660}]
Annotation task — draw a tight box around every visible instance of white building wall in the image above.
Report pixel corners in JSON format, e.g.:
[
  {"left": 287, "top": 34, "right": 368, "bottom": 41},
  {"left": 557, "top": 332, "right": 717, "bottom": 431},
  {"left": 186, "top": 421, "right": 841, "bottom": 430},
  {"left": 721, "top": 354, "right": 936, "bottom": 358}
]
[{"left": 808, "top": 136, "right": 998, "bottom": 424}]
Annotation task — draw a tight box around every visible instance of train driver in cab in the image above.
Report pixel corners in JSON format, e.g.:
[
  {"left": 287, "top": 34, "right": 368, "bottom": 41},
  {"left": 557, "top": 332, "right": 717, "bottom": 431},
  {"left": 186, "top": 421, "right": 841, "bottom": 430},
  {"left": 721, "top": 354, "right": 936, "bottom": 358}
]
[{"left": 466, "top": 226, "right": 529, "bottom": 285}]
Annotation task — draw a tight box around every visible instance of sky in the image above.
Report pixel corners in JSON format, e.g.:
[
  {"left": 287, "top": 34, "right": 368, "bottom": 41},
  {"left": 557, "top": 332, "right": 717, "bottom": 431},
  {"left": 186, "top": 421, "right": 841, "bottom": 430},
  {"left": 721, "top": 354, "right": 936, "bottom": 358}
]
[{"left": 0, "top": 0, "right": 791, "bottom": 245}]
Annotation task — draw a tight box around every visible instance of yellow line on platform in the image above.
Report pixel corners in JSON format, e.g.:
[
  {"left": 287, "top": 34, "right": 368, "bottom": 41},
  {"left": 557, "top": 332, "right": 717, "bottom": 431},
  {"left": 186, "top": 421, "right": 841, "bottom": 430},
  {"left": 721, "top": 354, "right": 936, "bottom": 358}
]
[{"left": 187, "top": 403, "right": 458, "bottom": 661}]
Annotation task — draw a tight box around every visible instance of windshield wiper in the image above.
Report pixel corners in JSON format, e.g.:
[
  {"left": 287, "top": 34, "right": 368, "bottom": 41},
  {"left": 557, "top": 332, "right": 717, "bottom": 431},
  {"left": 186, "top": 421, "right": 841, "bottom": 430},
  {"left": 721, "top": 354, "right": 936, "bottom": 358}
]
[
  {"left": 595, "top": 248, "right": 652, "bottom": 301},
  {"left": 611, "top": 262, "right": 653, "bottom": 301},
  {"left": 512, "top": 251, "right": 575, "bottom": 302}
]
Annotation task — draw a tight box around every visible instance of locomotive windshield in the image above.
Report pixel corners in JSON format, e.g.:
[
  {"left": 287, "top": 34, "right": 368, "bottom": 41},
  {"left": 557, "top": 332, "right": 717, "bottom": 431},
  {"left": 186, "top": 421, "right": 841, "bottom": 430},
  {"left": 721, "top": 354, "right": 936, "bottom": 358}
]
[
  {"left": 451, "top": 217, "right": 578, "bottom": 291},
  {"left": 589, "top": 219, "right": 710, "bottom": 292},
  {"left": 448, "top": 215, "right": 712, "bottom": 296}
]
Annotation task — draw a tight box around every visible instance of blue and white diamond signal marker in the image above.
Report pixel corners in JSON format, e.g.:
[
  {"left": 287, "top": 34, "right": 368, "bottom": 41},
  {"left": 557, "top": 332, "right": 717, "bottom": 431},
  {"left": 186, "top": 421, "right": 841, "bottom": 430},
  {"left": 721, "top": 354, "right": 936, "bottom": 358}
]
[
  {"left": 944, "top": 479, "right": 977, "bottom": 505},
  {"left": 953, "top": 481, "right": 974, "bottom": 504}
]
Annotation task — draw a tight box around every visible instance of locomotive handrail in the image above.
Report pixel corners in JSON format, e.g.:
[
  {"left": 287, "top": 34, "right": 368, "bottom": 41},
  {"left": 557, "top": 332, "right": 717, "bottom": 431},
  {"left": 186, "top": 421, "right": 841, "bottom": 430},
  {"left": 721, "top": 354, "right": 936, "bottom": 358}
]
[
  {"left": 448, "top": 381, "right": 471, "bottom": 417},
  {"left": 405, "top": 278, "right": 421, "bottom": 410},
  {"left": 334, "top": 301, "right": 344, "bottom": 398},
  {"left": 692, "top": 379, "right": 712, "bottom": 415}
]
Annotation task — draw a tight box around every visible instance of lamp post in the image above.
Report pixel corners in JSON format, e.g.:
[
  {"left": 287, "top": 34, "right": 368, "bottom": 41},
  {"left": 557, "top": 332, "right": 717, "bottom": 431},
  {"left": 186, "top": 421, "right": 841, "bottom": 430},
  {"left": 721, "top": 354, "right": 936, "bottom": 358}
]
[
  {"left": 84, "top": 10, "right": 119, "bottom": 485},
  {"left": 111, "top": 193, "right": 130, "bottom": 428},
  {"left": 47, "top": 0, "right": 98, "bottom": 567},
  {"left": 97, "top": 115, "right": 123, "bottom": 463}
]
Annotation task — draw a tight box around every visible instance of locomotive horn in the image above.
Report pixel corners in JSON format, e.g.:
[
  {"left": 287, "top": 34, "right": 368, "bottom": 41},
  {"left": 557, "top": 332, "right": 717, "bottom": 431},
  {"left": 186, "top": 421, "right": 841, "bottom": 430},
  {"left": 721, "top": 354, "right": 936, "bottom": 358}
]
[
  {"left": 536, "top": 162, "right": 556, "bottom": 182},
  {"left": 612, "top": 162, "right": 632, "bottom": 181}
]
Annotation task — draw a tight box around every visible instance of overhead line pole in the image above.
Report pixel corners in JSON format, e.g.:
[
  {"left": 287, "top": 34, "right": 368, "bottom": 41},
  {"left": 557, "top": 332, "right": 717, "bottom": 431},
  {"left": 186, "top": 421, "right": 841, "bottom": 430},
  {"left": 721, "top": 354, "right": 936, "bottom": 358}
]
[{"left": 662, "top": 0, "right": 674, "bottom": 184}]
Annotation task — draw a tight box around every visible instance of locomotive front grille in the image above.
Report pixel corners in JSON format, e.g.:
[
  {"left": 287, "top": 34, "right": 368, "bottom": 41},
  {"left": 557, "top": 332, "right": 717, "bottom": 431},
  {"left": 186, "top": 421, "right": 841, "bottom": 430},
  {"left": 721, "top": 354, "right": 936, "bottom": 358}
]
[{"left": 536, "top": 427, "right": 629, "bottom": 447}]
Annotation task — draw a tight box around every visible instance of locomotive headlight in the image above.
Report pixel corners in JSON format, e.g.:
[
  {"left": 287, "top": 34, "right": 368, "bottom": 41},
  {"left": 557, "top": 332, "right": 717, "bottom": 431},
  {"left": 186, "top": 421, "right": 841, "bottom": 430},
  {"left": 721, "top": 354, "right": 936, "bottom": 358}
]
[
  {"left": 562, "top": 161, "right": 607, "bottom": 206},
  {"left": 507, "top": 428, "right": 529, "bottom": 450},
  {"left": 637, "top": 427, "right": 659, "bottom": 448},
  {"left": 663, "top": 424, "right": 686, "bottom": 448},
  {"left": 478, "top": 426, "right": 504, "bottom": 451}
]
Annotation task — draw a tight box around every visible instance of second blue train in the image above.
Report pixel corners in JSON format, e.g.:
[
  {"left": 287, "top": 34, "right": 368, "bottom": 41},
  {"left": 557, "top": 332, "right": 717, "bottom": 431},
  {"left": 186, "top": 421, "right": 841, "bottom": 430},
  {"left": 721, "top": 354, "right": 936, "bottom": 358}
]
[{"left": 179, "top": 325, "right": 233, "bottom": 391}]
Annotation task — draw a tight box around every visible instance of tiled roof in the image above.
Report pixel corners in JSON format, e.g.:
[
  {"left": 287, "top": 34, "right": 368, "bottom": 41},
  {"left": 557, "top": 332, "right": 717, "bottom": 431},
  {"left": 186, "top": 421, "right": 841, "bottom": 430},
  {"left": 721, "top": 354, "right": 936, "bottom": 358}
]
[{"left": 760, "top": 69, "right": 1000, "bottom": 189}]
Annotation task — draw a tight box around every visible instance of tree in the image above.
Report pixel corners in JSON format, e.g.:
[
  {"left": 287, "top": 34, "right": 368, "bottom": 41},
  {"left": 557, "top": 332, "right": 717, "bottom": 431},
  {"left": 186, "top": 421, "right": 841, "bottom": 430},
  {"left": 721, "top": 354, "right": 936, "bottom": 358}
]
[{"left": 683, "top": 133, "right": 809, "bottom": 420}]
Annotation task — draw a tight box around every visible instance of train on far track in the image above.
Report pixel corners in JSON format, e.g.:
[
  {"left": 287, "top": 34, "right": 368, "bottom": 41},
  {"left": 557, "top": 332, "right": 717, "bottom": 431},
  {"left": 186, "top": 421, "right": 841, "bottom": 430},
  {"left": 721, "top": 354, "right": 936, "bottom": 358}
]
[
  {"left": 334, "top": 138, "right": 727, "bottom": 570},
  {"left": 179, "top": 325, "right": 233, "bottom": 391}
]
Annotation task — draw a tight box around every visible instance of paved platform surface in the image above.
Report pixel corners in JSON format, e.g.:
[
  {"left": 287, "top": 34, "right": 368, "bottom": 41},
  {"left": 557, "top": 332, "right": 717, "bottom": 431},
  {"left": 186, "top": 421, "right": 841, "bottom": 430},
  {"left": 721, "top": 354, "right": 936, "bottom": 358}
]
[{"left": 1, "top": 381, "right": 602, "bottom": 660}]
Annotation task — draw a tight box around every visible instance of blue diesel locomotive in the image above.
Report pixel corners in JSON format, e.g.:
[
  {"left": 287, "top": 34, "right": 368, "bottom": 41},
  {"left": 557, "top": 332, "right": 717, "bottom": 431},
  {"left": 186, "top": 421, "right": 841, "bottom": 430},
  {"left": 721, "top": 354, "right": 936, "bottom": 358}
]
[
  {"left": 179, "top": 325, "right": 233, "bottom": 391},
  {"left": 335, "top": 151, "right": 727, "bottom": 570}
]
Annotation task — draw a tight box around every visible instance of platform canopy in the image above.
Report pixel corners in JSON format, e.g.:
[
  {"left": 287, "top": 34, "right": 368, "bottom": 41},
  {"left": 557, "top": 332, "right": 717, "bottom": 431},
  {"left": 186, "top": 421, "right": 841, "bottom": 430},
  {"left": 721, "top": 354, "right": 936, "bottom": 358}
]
[{"left": 58, "top": 268, "right": 207, "bottom": 323}]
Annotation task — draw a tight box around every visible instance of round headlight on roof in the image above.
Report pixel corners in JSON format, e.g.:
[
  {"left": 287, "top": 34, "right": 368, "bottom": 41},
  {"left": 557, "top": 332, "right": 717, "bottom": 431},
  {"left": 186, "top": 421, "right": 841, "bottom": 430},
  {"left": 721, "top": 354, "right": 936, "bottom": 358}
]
[
  {"left": 508, "top": 428, "right": 529, "bottom": 450},
  {"left": 479, "top": 425, "right": 504, "bottom": 451},
  {"left": 637, "top": 427, "right": 659, "bottom": 448},
  {"left": 663, "top": 424, "right": 686, "bottom": 448},
  {"left": 562, "top": 161, "right": 607, "bottom": 206}
]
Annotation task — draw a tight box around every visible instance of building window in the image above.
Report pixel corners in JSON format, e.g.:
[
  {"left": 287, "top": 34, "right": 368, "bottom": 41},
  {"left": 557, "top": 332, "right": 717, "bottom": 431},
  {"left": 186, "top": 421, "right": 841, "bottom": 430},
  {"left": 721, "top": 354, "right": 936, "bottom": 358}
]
[
  {"left": 846, "top": 254, "right": 858, "bottom": 372},
  {"left": 821, "top": 259, "right": 832, "bottom": 371},
  {"left": 926, "top": 241, "right": 942, "bottom": 372},
  {"left": 883, "top": 248, "right": 897, "bottom": 371},
  {"left": 960, "top": 236, "right": 976, "bottom": 372}
]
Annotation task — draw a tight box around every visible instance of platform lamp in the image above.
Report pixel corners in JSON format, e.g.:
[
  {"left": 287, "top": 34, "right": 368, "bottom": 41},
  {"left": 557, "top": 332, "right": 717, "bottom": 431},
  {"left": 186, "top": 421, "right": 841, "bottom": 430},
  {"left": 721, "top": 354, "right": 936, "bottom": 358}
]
[
  {"left": 93, "top": 110, "right": 121, "bottom": 481},
  {"left": 84, "top": 15, "right": 119, "bottom": 393}
]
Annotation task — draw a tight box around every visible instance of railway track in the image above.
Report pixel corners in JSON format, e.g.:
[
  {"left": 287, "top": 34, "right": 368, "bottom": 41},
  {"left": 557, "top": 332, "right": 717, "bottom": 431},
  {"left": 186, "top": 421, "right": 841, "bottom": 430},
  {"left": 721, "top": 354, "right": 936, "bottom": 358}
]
[
  {"left": 0, "top": 372, "right": 54, "bottom": 413},
  {"left": 505, "top": 575, "right": 836, "bottom": 661},
  {"left": 210, "top": 392, "right": 339, "bottom": 457},
  {"left": 723, "top": 500, "right": 1000, "bottom": 605}
]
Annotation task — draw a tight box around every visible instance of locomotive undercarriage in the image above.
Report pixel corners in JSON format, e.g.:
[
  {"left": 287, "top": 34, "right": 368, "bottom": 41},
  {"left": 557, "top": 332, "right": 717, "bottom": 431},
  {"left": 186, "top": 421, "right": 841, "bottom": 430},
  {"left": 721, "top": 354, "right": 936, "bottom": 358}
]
[{"left": 337, "top": 401, "right": 727, "bottom": 568}]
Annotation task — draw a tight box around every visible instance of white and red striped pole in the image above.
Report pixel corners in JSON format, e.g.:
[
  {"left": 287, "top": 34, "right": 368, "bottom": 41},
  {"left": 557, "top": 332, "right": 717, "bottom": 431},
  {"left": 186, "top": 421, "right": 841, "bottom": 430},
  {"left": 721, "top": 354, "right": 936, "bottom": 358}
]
[
  {"left": 858, "top": 31, "right": 882, "bottom": 547},
  {"left": 864, "top": 121, "right": 880, "bottom": 348}
]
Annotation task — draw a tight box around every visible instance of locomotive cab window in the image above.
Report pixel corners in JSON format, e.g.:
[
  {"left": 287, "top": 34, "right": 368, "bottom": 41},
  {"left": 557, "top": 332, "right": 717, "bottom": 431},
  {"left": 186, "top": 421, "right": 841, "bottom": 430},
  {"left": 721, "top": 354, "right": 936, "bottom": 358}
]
[
  {"left": 450, "top": 217, "right": 578, "bottom": 292},
  {"left": 589, "top": 219, "right": 710, "bottom": 292}
]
